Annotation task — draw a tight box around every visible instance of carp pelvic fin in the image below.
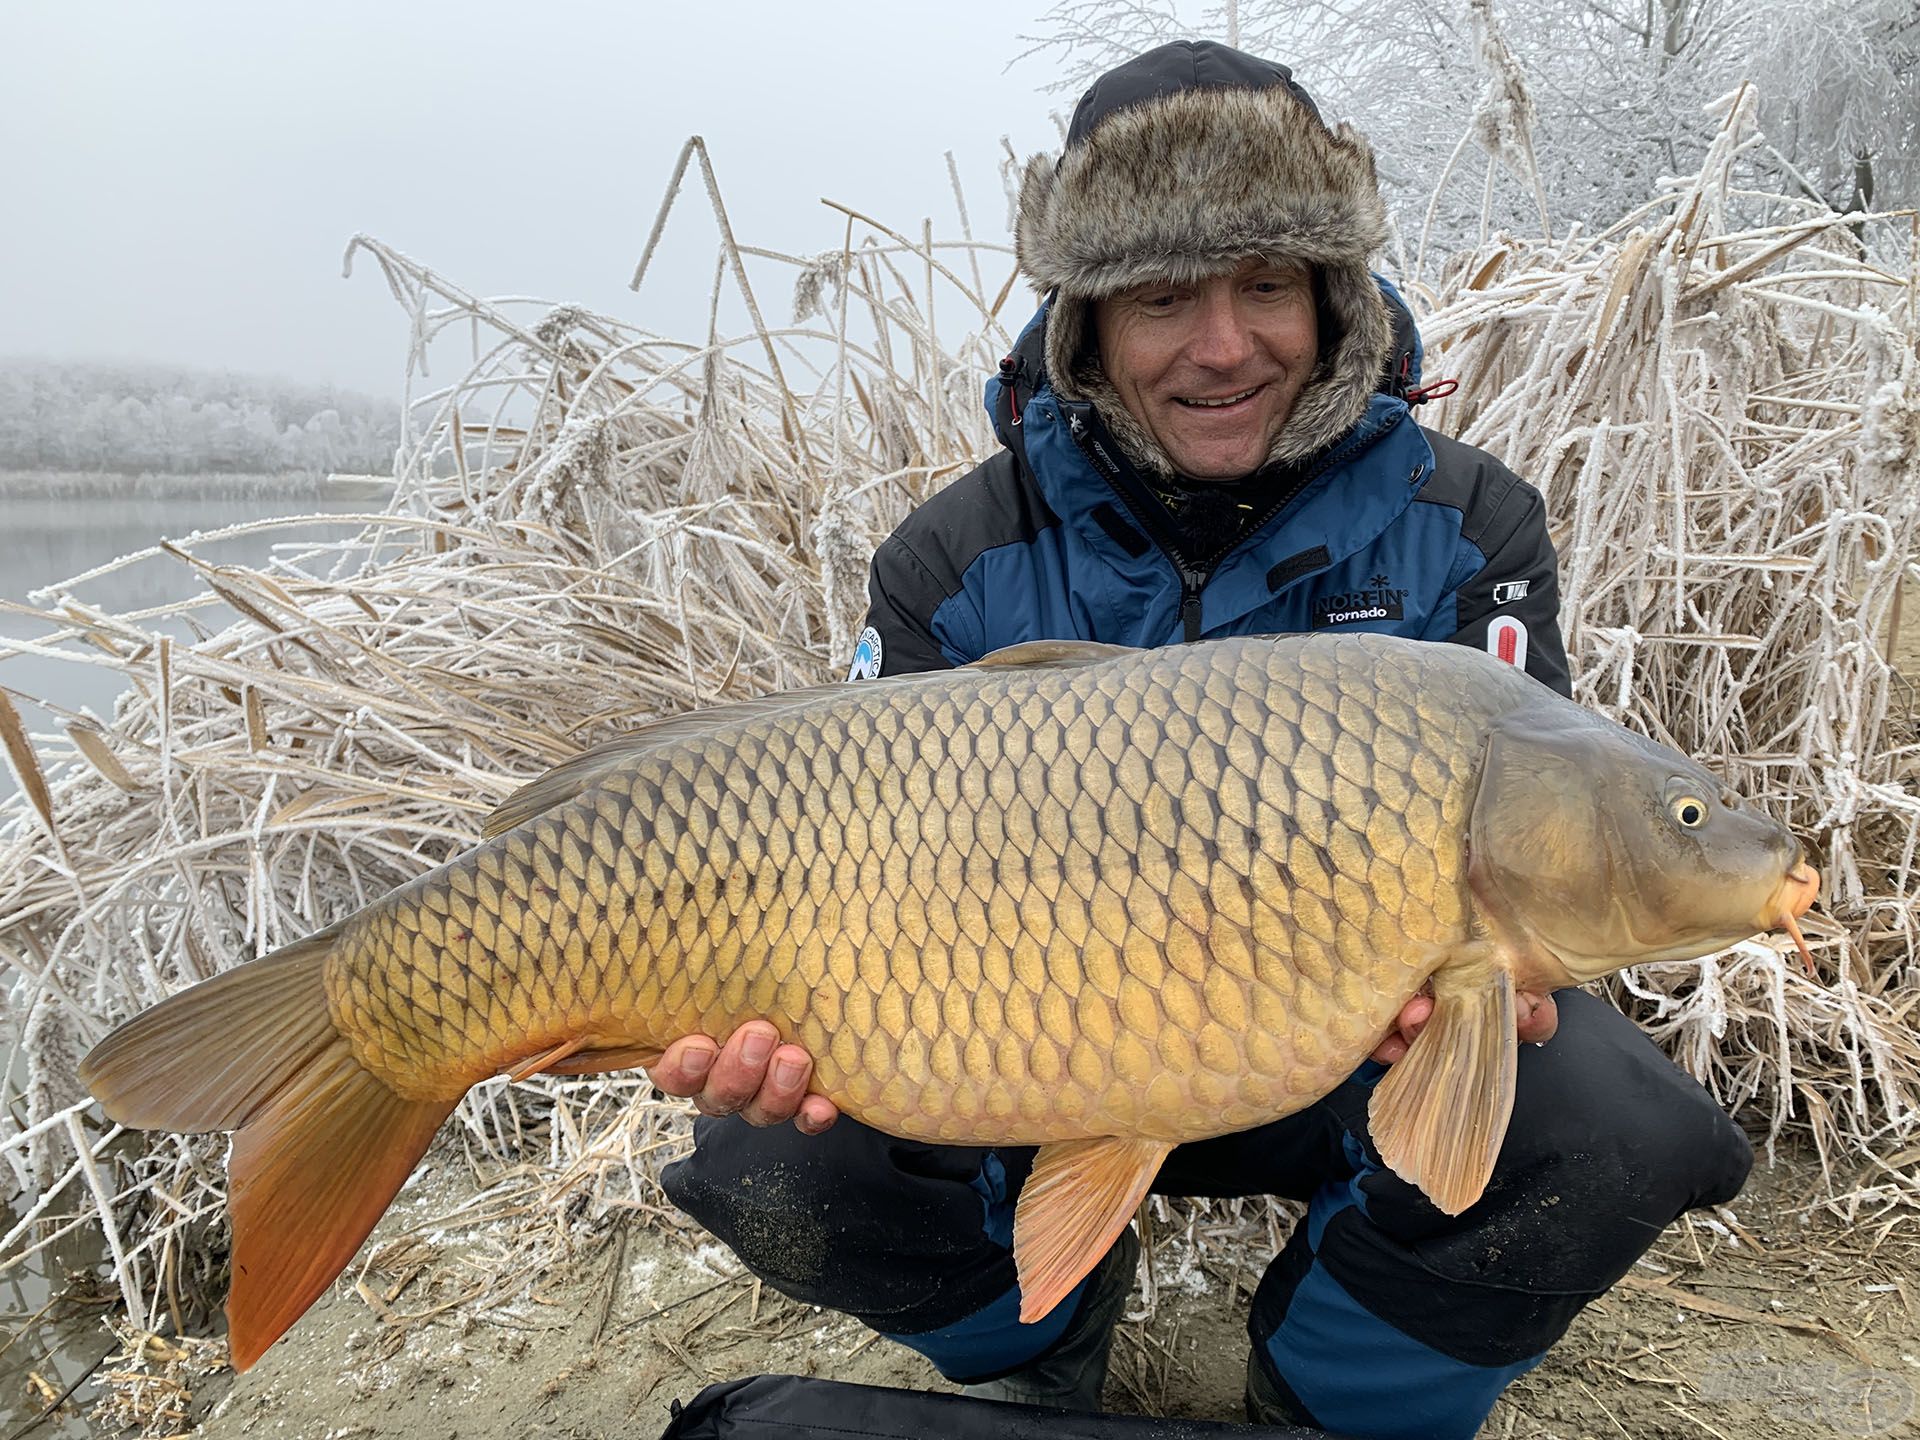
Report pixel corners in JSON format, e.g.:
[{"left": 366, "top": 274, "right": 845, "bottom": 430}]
[
  {"left": 1012, "top": 1136, "right": 1167, "bottom": 1324},
  {"left": 506, "top": 1038, "right": 664, "bottom": 1080},
  {"left": 1366, "top": 964, "right": 1519, "bottom": 1217},
  {"left": 79, "top": 927, "right": 457, "bottom": 1371}
]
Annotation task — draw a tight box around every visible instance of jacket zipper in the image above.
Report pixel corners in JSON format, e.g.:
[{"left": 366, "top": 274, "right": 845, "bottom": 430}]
[
  {"left": 1066, "top": 411, "right": 1215, "bottom": 640},
  {"left": 1066, "top": 407, "right": 1388, "bottom": 644}
]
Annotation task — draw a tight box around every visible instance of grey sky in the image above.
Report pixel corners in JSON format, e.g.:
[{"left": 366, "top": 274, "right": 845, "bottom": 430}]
[{"left": 2, "top": 0, "right": 1063, "bottom": 397}]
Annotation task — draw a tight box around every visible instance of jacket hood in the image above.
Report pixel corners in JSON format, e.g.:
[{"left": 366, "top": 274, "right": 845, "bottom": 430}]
[{"left": 1013, "top": 41, "right": 1392, "bottom": 477}]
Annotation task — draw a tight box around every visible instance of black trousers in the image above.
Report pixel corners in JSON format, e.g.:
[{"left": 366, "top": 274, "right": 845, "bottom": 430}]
[{"left": 663, "top": 990, "right": 1752, "bottom": 1439}]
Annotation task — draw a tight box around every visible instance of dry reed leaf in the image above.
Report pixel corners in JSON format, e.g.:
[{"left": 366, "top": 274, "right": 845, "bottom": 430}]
[
  {"left": 1593, "top": 227, "right": 1656, "bottom": 350},
  {"left": 0, "top": 690, "right": 56, "bottom": 843},
  {"left": 243, "top": 687, "right": 268, "bottom": 752},
  {"left": 1615, "top": 1274, "right": 1869, "bottom": 1363},
  {"left": 66, "top": 724, "right": 143, "bottom": 794}
]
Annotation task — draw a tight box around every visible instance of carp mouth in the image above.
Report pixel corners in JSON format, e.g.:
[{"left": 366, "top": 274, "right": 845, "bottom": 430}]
[{"left": 1770, "top": 862, "right": 1821, "bottom": 975}]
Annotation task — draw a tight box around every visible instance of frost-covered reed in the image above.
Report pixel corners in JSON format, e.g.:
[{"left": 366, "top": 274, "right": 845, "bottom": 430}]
[{"left": 0, "top": 97, "right": 1915, "bottom": 1343}]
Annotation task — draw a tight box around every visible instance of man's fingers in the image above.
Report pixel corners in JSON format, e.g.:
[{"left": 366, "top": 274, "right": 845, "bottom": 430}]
[
  {"left": 739, "top": 1043, "right": 816, "bottom": 1127},
  {"left": 655, "top": 1024, "right": 836, "bottom": 1132},
  {"left": 1398, "top": 991, "right": 1435, "bottom": 1039},
  {"left": 1369, "top": 1033, "right": 1410, "bottom": 1065},
  {"left": 1516, "top": 989, "right": 1559, "bottom": 1045},
  {"left": 795, "top": 1094, "right": 839, "bottom": 1134},
  {"left": 694, "top": 1021, "right": 780, "bottom": 1116},
  {"left": 650, "top": 1035, "right": 719, "bottom": 1098},
  {"left": 1369, "top": 989, "right": 1432, "bottom": 1064}
]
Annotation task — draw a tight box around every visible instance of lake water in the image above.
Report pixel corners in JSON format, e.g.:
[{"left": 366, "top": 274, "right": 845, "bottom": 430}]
[{"left": 0, "top": 476, "right": 386, "bottom": 803}]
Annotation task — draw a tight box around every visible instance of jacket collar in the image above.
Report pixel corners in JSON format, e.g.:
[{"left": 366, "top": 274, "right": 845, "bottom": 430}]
[{"left": 984, "top": 301, "right": 1432, "bottom": 635}]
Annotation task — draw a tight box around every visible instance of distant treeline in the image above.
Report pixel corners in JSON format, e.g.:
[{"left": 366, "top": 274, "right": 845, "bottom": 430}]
[{"left": 0, "top": 358, "right": 402, "bottom": 476}]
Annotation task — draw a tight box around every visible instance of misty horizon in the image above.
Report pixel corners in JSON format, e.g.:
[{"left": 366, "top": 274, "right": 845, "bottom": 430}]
[{"left": 2, "top": 0, "right": 1057, "bottom": 398}]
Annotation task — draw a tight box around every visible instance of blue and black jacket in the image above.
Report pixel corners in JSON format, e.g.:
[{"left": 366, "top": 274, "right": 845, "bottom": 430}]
[{"left": 855, "top": 291, "right": 1570, "bottom": 700}]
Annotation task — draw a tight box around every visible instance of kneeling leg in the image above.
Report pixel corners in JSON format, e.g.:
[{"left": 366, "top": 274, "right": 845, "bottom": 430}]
[
  {"left": 1248, "top": 989, "right": 1753, "bottom": 1440},
  {"left": 662, "top": 1114, "right": 1123, "bottom": 1398}
]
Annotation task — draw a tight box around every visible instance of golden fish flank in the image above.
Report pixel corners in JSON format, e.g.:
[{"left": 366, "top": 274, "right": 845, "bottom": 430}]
[
  {"left": 336, "top": 638, "right": 1476, "bottom": 1137},
  {"left": 79, "top": 632, "right": 1820, "bottom": 1369}
]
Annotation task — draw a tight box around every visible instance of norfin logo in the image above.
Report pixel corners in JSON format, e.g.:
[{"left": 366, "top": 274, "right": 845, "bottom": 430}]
[{"left": 1311, "top": 582, "right": 1407, "bottom": 629}]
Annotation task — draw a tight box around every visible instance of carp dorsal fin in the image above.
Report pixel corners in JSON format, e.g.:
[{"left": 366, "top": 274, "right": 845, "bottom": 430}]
[
  {"left": 481, "top": 672, "right": 949, "bottom": 838},
  {"left": 486, "top": 736, "right": 678, "bottom": 838},
  {"left": 1366, "top": 959, "right": 1519, "bottom": 1216},
  {"left": 972, "top": 639, "right": 1137, "bottom": 670},
  {"left": 1012, "top": 1136, "right": 1168, "bottom": 1323}
]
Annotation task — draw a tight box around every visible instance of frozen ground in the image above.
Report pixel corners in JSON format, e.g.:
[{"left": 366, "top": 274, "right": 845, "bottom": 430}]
[{"left": 61, "top": 1139, "right": 1916, "bottom": 1440}]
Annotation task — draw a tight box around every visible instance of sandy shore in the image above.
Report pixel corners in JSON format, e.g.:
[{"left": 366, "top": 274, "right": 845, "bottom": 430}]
[{"left": 62, "top": 1136, "right": 1909, "bottom": 1440}]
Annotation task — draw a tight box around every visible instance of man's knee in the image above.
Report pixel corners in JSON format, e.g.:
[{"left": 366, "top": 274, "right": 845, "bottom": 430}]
[
  {"left": 1286, "top": 987, "right": 1755, "bottom": 1377},
  {"left": 662, "top": 1115, "right": 1025, "bottom": 1335},
  {"left": 662, "top": 1116, "right": 842, "bottom": 1292},
  {"left": 1497, "top": 988, "right": 1753, "bottom": 1229}
]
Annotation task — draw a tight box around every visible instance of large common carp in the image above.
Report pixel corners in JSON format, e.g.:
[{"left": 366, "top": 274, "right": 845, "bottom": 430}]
[{"left": 81, "top": 633, "right": 1818, "bottom": 1369}]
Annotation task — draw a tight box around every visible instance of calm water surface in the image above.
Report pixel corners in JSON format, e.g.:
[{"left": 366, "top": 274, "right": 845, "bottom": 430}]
[{"left": 0, "top": 479, "right": 384, "bottom": 800}]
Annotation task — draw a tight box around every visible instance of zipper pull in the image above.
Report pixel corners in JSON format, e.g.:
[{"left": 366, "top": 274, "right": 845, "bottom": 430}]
[{"left": 1180, "top": 572, "right": 1206, "bottom": 643}]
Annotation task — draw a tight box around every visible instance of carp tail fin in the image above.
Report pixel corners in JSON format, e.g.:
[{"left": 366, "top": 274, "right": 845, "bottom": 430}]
[
  {"left": 79, "top": 924, "right": 346, "bottom": 1133},
  {"left": 224, "top": 1034, "right": 455, "bottom": 1369},
  {"left": 79, "top": 925, "right": 457, "bottom": 1371},
  {"left": 1367, "top": 964, "right": 1518, "bottom": 1216}
]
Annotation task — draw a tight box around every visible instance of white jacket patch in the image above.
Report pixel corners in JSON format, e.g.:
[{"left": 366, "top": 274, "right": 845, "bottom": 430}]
[{"left": 847, "top": 625, "right": 883, "bottom": 681}]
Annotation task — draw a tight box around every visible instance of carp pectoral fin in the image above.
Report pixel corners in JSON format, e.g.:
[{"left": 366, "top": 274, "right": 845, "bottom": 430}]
[
  {"left": 1012, "top": 1136, "right": 1168, "bottom": 1325},
  {"left": 1366, "top": 966, "right": 1519, "bottom": 1217}
]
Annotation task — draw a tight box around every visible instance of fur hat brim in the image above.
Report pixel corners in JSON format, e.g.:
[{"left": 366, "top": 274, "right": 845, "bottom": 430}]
[{"left": 1016, "top": 83, "right": 1392, "bottom": 474}]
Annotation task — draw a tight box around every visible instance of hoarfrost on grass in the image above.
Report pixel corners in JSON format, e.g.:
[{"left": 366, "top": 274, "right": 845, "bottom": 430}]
[{"left": 0, "top": 88, "right": 1915, "bottom": 1350}]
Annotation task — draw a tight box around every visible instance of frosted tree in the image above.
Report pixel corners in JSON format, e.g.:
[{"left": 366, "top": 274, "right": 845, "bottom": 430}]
[
  {"left": 1741, "top": 0, "right": 1918, "bottom": 216},
  {"left": 1013, "top": 0, "right": 1918, "bottom": 259},
  {"left": 0, "top": 359, "right": 402, "bottom": 476}
]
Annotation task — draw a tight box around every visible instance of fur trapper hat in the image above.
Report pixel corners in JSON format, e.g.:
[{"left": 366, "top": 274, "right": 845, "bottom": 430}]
[{"left": 1015, "top": 41, "right": 1392, "bottom": 476}]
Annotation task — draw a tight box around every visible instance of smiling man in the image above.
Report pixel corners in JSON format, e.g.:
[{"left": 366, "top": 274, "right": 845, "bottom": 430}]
[
  {"left": 1096, "top": 256, "right": 1322, "bottom": 480},
  {"left": 649, "top": 41, "right": 1754, "bottom": 1440}
]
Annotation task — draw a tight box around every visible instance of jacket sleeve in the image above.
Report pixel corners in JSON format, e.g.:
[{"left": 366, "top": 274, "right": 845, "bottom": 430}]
[
  {"left": 1432, "top": 461, "right": 1573, "bottom": 699},
  {"left": 848, "top": 532, "right": 957, "bottom": 679}
]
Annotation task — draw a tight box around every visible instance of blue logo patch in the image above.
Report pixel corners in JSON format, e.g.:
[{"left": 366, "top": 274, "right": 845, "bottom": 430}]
[{"left": 847, "top": 625, "right": 883, "bottom": 681}]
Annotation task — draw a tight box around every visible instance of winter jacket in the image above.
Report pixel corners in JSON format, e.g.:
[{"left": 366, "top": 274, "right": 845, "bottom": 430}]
[{"left": 850, "top": 291, "right": 1571, "bottom": 698}]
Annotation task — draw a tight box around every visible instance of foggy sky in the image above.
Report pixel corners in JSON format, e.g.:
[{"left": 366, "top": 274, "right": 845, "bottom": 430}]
[{"left": 1, "top": 0, "right": 1060, "bottom": 397}]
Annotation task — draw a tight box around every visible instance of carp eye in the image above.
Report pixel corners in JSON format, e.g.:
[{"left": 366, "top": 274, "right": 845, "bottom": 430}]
[{"left": 1671, "top": 796, "right": 1709, "bottom": 828}]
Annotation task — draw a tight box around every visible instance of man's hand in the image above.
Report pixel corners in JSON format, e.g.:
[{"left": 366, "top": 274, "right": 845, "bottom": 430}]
[
  {"left": 1369, "top": 986, "right": 1558, "bottom": 1065},
  {"left": 650, "top": 1021, "right": 839, "bottom": 1134}
]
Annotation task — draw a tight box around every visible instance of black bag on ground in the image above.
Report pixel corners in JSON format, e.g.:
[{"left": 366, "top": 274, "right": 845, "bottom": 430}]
[{"left": 658, "top": 1374, "right": 1339, "bottom": 1439}]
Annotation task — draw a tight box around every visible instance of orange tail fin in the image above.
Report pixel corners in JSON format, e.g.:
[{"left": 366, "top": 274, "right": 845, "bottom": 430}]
[{"left": 78, "top": 927, "right": 457, "bottom": 1370}]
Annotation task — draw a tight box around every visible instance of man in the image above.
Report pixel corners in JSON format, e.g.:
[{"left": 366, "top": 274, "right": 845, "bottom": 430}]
[{"left": 647, "top": 42, "right": 1753, "bottom": 1440}]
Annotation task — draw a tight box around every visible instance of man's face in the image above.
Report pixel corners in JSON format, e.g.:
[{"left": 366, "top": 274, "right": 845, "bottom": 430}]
[{"left": 1091, "top": 258, "right": 1318, "bottom": 480}]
